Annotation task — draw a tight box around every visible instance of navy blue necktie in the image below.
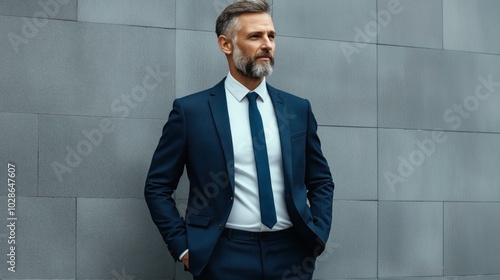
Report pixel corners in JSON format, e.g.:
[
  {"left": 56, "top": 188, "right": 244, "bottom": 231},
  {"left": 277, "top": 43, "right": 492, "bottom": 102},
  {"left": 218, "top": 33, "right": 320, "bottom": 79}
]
[{"left": 247, "top": 91, "right": 277, "bottom": 229}]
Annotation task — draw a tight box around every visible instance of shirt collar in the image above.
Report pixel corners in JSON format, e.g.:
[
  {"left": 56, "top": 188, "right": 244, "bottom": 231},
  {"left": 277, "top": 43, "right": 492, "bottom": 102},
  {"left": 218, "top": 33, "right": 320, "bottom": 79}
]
[{"left": 225, "top": 72, "right": 269, "bottom": 102}]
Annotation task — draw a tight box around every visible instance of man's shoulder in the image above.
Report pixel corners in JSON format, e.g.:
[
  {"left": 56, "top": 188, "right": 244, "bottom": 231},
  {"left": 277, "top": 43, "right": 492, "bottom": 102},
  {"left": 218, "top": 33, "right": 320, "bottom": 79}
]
[
  {"left": 176, "top": 79, "right": 226, "bottom": 104},
  {"left": 266, "top": 84, "right": 310, "bottom": 106}
]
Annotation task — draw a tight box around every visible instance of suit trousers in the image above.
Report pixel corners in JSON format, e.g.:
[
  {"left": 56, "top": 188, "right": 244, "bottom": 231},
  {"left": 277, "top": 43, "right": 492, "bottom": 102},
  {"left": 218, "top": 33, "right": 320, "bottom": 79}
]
[{"left": 194, "top": 227, "right": 316, "bottom": 280}]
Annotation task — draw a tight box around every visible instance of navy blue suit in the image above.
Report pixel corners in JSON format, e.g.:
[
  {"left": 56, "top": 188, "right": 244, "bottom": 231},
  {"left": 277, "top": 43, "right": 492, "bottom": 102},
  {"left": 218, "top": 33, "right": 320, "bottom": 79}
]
[{"left": 145, "top": 79, "right": 334, "bottom": 277}]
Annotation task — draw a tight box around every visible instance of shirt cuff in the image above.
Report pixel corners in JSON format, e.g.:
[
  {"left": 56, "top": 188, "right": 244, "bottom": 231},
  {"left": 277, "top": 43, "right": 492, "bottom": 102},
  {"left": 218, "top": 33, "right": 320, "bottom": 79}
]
[{"left": 179, "top": 249, "right": 189, "bottom": 261}]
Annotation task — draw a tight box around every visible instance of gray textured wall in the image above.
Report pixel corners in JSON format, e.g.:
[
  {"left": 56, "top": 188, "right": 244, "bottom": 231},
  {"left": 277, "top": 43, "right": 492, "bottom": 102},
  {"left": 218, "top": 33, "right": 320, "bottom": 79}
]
[{"left": 1, "top": 0, "right": 499, "bottom": 279}]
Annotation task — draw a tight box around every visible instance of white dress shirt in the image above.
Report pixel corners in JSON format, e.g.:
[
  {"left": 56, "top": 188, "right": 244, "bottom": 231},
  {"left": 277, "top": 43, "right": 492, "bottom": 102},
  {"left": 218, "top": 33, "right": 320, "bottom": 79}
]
[{"left": 224, "top": 72, "right": 292, "bottom": 232}]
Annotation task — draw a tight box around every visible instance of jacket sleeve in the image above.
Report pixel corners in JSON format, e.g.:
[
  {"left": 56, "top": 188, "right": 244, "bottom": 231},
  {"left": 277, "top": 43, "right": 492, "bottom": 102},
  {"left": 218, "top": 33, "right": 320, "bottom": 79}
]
[
  {"left": 144, "top": 99, "right": 188, "bottom": 260},
  {"left": 304, "top": 100, "right": 335, "bottom": 244}
]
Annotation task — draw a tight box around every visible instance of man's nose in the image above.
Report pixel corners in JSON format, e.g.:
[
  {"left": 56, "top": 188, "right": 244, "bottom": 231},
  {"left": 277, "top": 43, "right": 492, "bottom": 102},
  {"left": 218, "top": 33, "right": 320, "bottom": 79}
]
[{"left": 261, "top": 37, "right": 273, "bottom": 50}]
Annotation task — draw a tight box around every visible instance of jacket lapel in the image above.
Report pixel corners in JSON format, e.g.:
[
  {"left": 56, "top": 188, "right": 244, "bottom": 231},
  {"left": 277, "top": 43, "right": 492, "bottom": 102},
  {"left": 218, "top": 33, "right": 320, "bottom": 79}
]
[
  {"left": 267, "top": 84, "right": 293, "bottom": 192},
  {"left": 208, "top": 79, "right": 235, "bottom": 191}
]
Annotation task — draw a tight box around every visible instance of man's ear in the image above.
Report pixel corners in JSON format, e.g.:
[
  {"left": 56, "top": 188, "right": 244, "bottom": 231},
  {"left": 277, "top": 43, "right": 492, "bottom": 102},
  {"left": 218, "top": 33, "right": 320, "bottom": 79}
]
[{"left": 218, "top": 35, "right": 233, "bottom": 55}]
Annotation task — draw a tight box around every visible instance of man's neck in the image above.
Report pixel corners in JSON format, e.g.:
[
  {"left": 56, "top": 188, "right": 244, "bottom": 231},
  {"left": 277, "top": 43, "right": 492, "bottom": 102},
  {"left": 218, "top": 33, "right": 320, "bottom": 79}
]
[{"left": 229, "top": 69, "right": 264, "bottom": 91}]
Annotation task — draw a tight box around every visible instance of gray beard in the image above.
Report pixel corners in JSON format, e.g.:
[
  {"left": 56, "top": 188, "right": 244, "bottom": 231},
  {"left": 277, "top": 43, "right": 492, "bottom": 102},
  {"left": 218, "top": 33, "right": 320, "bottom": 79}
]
[{"left": 233, "top": 44, "right": 274, "bottom": 78}]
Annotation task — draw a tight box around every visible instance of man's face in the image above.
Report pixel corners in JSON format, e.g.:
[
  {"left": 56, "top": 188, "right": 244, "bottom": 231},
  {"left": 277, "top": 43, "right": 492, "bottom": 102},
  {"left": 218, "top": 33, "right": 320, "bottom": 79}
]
[{"left": 232, "top": 13, "right": 275, "bottom": 78}]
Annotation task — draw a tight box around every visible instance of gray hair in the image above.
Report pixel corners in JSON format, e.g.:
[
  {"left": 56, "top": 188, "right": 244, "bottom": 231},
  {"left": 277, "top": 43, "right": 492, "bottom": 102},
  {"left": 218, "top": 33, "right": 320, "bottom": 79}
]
[{"left": 215, "top": 0, "right": 270, "bottom": 40}]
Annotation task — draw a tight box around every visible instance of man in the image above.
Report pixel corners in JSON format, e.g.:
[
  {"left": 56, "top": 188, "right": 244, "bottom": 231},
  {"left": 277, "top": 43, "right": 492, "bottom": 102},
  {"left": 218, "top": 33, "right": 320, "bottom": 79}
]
[{"left": 145, "top": 0, "right": 334, "bottom": 279}]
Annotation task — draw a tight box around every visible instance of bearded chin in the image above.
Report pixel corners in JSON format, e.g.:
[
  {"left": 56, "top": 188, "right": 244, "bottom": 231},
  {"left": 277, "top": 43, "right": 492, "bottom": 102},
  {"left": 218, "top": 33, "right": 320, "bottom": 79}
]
[
  {"left": 233, "top": 46, "right": 274, "bottom": 78},
  {"left": 248, "top": 61, "right": 273, "bottom": 78}
]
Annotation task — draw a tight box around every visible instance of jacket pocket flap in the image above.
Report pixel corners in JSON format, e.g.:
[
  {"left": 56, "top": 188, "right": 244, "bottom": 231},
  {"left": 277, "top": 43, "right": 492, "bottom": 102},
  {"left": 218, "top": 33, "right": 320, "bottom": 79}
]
[{"left": 186, "top": 213, "right": 211, "bottom": 227}]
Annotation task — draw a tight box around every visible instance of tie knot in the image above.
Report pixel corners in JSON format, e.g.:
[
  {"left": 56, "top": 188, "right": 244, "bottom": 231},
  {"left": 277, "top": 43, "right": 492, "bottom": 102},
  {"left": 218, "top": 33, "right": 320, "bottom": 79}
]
[{"left": 247, "top": 91, "right": 259, "bottom": 103}]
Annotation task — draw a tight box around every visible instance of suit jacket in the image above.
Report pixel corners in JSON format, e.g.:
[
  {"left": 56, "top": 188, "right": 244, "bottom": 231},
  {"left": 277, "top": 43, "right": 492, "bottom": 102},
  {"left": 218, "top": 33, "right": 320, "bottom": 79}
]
[{"left": 145, "top": 78, "right": 334, "bottom": 276}]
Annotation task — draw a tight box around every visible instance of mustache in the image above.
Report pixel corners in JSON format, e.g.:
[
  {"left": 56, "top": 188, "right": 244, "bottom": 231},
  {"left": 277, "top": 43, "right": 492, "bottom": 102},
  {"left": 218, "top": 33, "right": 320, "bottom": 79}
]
[{"left": 255, "top": 50, "right": 273, "bottom": 60}]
